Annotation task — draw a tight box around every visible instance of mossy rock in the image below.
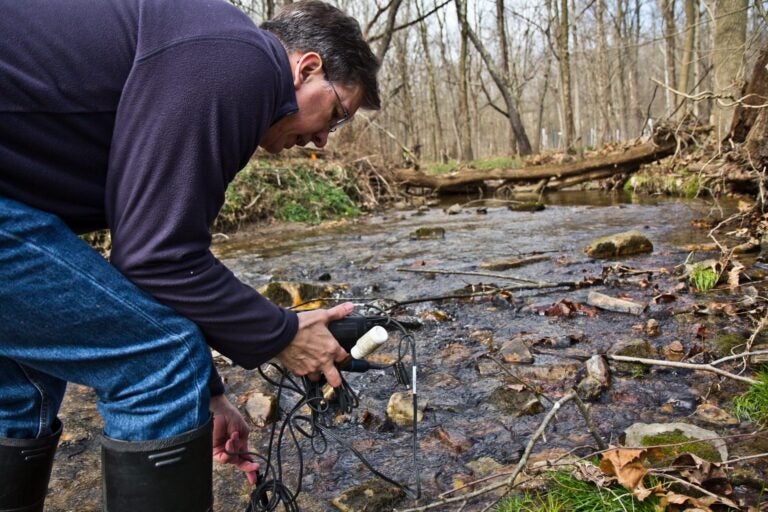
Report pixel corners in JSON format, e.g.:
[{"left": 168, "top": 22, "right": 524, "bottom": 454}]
[
  {"left": 507, "top": 202, "right": 545, "bottom": 212},
  {"left": 624, "top": 422, "right": 727, "bottom": 466},
  {"left": 331, "top": 478, "right": 405, "bottom": 512},
  {"left": 585, "top": 230, "right": 653, "bottom": 259},
  {"left": 409, "top": 227, "right": 446, "bottom": 240}
]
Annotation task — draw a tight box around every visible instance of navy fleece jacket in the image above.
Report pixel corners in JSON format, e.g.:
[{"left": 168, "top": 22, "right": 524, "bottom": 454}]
[{"left": 0, "top": 0, "right": 301, "bottom": 394}]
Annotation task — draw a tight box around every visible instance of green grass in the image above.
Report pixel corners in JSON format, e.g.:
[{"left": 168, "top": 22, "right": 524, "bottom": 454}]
[
  {"left": 688, "top": 264, "right": 718, "bottom": 292},
  {"left": 733, "top": 370, "right": 768, "bottom": 428},
  {"left": 424, "top": 156, "right": 522, "bottom": 175},
  {"left": 472, "top": 156, "right": 522, "bottom": 170},
  {"left": 495, "top": 471, "right": 659, "bottom": 512},
  {"left": 215, "top": 161, "right": 360, "bottom": 230}
]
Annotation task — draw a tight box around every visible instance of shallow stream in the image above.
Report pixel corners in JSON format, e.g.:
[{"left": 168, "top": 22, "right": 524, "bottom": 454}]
[{"left": 51, "top": 191, "right": 766, "bottom": 511}]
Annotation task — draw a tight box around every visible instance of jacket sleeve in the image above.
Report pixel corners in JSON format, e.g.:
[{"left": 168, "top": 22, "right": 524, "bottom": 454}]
[{"left": 105, "top": 39, "right": 298, "bottom": 371}]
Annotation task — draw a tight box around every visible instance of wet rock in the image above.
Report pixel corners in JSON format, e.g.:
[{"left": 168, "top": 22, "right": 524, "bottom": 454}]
[
  {"left": 507, "top": 202, "right": 545, "bottom": 212},
  {"left": 430, "top": 425, "right": 472, "bottom": 453},
  {"left": 489, "top": 386, "right": 543, "bottom": 417},
  {"left": 499, "top": 336, "right": 534, "bottom": 364},
  {"left": 584, "top": 230, "right": 653, "bottom": 259},
  {"left": 479, "top": 254, "right": 549, "bottom": 271},
  {"left": 504, "top": 362, "right": 582, "bottom": 389},
  {"left": 644, "top": 318, "right": 660, "bottom": 336},
  {"left": 660, "top": 340, "right": 685, "bottom": 361},
  {"left": 578, "top": 356, "right": 609, "bottom": 400},
  {"left": 609, "top": 338, "right": 656, "bottom": 375},
  {"left": 386, "top": 391, "right": 424, "bottom": 427},
  {"left": 585, "top": 355, "right": 610, "bottom": 387},
  {"left": 243, "top": 391, "right": 277, "bottom": 428},
  {"left": 391, "top": 315, "right": 423, "bottom": 329},
  {"left": 624, "top": 422, "right": 728, "bottom": 462},
  {"left": 439, "top": 342, "right": 473, "bottom": 366},
  {"left": 576, "top": 376, "right": 604, "bottom": 400},
  {"left": 409, "top": 226, "right": 446, "bottom": 240},
  {"left": 694, "top": 402, "right": 739, "bottom": 426},
  {"left": 330, "top": 478, "right": 405, "bottom": 512},
  {"left": 257, "top": 281, "right": 346, "bottom": 309},
  {"left": 469, "top": 329, "right": 495, "bottom": 349},
  {"left": 465, "top": 456, "right": 503, "bottom": 477},
  {"left": 587, "top": 291, "right": 645, "bottom": 315},
  {"left": 445, "top": 203, "right": 463, "bottom": 215},
  {"left": 418, "top": 309, "right": 452, "bottom": 322}
]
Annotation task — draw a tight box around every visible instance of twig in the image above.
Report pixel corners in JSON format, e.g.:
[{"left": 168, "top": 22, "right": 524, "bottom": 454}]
[
  {"left": 605, "top": 354, "right": 758, "bottom": 385},
  {"left": 572, "top": 393, "right": 608, "bottom": 451},
  {"left": 395, "top": 391, "right": 577, "bottom": 512},
  {"left": 721, "top": 451, "right": 768, "bottom": 465},
  {"left": 396, "top": 267, "right": 547, "bottom": 285},
  {"left": 710, "top": 350, "right": 768, "bottom": 366},
  {"left": 648, "top": 470, "right": 740, "bottom": 509}
]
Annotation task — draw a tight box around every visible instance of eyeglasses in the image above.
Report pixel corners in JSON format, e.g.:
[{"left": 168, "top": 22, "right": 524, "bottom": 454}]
[{"left": 327, "top": 79, "right": 350, "bottom": 133}]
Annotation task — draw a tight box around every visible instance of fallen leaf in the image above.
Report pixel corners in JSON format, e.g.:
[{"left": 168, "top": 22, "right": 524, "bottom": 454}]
[{"left": 599, "top": 447, "right": 649, "bottom": 498}]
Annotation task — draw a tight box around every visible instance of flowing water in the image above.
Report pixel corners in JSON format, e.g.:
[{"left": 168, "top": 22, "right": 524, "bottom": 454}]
[{"left": 51, "top": 191, "right": 764, "bottom": 511}]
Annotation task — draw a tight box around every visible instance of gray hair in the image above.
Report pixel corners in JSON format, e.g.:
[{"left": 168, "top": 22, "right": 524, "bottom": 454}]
[{"left": 261, "top": 1, "right": 381, "bottom": 110}]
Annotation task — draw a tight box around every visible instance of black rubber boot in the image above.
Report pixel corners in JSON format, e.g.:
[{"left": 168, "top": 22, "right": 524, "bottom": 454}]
[
  {"left": 101, "top": 418, "right": 213, "bottom": 512},
  {"left": 0, "top": 419, "right": 62, "bottom": 512}
]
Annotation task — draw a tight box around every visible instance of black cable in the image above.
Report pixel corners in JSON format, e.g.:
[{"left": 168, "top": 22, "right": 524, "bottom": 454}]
[{"left": 238, "top": 306, "right": 420, "bottom": 511}]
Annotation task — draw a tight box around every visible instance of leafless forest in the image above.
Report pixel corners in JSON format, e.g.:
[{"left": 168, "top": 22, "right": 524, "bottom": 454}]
[{"left": 234, "top": 0, "right": 765, "bottom": 167}]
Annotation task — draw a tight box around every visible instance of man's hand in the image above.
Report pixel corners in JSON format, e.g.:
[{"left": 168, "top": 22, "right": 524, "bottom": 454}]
[
  {"left": 276, "top": 302, "right": 354, "bottom": 388},
  {"left": 210, "top": 394, "right": 260, "bottom": 484}
]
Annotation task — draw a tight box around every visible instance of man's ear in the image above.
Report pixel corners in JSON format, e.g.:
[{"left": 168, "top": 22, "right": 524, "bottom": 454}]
[{"left": 292, "top": 52, "right": 324, "bottom": 89}]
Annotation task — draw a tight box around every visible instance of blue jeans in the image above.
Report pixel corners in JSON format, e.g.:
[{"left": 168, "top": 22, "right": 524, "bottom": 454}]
[{"left": 0, "top": 196, "right": 211, "bottom": 441}]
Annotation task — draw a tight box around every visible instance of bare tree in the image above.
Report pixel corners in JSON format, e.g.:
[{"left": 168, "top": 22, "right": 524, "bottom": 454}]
[
  {"left": 548, "top": 0, "right": 575, "bottom": 148},
  {"left": 455, "top": 0, "right": 475, "bottom": 160},
  {"left": 416, "top": 0, "right": 447, "bottom": 162},
  {"left": 678, "top": 0, "right": 699, "bottom": 113},
  {"left": 659, "top": 0, "right": 678, "bottom": 116},
  {"left": 712, "top": 0, "right": 749, "bottom": 140},
  {"left": 455, "top": 0, "right": 533, "bottom": 154}
]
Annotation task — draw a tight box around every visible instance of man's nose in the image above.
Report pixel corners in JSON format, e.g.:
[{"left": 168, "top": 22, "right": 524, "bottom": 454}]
[{"left": 312, "top": 130, "right": 329, "bottom": 148}]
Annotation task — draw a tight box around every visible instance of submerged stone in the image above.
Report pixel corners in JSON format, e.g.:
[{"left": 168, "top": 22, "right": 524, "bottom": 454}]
[
  {"left": 507, "top": 202, "right": 545, "bottom": 212},
  {"left": 489, "top": 386, "right": 543, "bottom": 417},
  {"left": 386, "top": 391, "right": 424, "bottom": 427},
  {"left": 409, "top": 226, "right": 446, "bottom": 240},
  {"left": 584, "top": 230, "right": 653, "bottom": 259},
  {"left": 331, "top": 478, "right": 405, "bottom": 512}
]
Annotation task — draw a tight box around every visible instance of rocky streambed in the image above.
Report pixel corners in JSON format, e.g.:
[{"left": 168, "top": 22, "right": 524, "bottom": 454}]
[{"left": 48, "top": 191, "right": 768, "bottom": 511}]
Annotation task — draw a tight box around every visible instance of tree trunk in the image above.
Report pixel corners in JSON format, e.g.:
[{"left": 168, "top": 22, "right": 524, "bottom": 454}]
[
  {"left": 456, "top": 0, "right": 474, "bottom": 161},
  {"left": 595, "top": 0, "right": 614, "bottom": 143},
  {"left": 712, "top": 0, "right": 748, "bottom": 141},
  {"left": 660, "top": 0, "right": 677, "bottom": 116},
  {"left": 394, "top": 33, "right": 416, "bottom": 162},
  {"left": 678, "top": 0, "right": 698, "bottom": 111},
  {"left": 375, "top": 0, "right": 404, "bottom": 63},
  {"left": 552, "top": 0, "right": 575, "bottom": 148},
  {"left": 416, "top": 0, "right": 446, "bottom": 162},
  {"left": 496, "top": 0, "right": 517, "bottom": 153},
  {"left": 729, "top": 43, "right": 768, "bottom": 143},
  {"left": 393, "top": 128, "right": 679, "bottom": 193},
  {"left": 455, "top": 0, "right": 533, "bottom": 155}
]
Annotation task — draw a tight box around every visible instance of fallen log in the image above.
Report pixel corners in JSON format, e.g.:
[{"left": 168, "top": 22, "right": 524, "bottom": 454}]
[{"left": 394, "top": 128, "right": 678, "bottom": 194}]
